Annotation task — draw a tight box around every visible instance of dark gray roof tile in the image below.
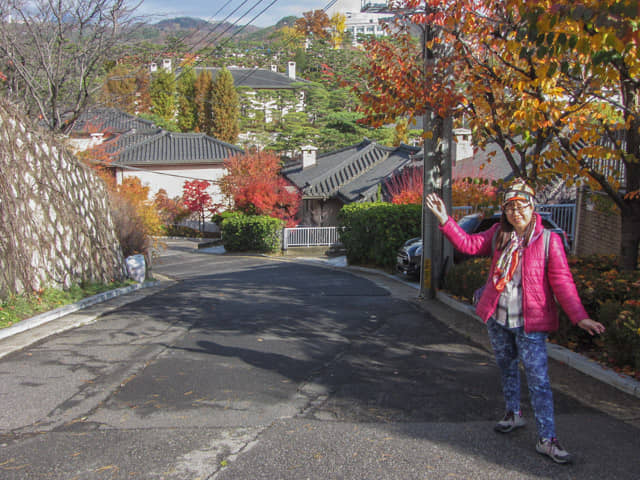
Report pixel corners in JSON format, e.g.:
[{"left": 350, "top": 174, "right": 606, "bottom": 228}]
[
  {"left": 193, "top": 67, "right": 303, "bottom": 89},
  {"left": 284, "top": 139, "right": 421, "bottom": 202},
  {"left": 71, "top": 108, "right": 156, "bottom": 134},
  {"left": 103, "top": 129, "right": 244, "bottom": 166}
]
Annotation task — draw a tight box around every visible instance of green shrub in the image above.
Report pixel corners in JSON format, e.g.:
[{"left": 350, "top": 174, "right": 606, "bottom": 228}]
[
  {"left": 615, "top": 300, "right": 640, "bottom": 371},
  {"left": 221, "top": 213, "right": 283, "bottom": 253},
  {"left": 338, "top": 202, "right": 421, "bottom": 269},
  {"left": 212, "top": 211, "right": 242, "bottom": 226}
]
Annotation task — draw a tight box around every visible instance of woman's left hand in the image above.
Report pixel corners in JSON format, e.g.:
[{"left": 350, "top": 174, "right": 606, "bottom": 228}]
[{"left": 578, "top": 318, "right": 606, "bottom": 336}]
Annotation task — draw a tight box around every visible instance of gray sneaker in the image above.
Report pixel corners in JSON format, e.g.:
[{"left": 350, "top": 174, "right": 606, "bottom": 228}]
[
  {"left": 494, "top": 410, "right": 526, "bottom": 433},
  {"left": 536, "top": 437, "right": 572, "bottom": 464}
]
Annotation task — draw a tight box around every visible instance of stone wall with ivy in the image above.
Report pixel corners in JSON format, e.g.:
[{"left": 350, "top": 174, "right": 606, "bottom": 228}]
[{"left": 0, "top": 99, "right": 126, "bottom": 298}]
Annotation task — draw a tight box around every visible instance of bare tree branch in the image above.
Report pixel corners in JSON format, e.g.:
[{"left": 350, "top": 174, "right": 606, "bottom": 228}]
[{"left": 0, "top": 0, "right": 143, "bottom": 132}]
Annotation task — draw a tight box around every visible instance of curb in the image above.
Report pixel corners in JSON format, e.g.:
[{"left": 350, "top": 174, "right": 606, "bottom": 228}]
[
  {"left": 0, "top": 280, "right": 159, "bottom": 342},
  {"left": 435, "top": 290, "right": 640, "bottom": 399}
]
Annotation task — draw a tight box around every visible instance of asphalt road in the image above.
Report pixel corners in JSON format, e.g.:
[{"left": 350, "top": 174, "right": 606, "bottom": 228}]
[{"left": 1, "top": 240, "right": 639, "bottom": 479}]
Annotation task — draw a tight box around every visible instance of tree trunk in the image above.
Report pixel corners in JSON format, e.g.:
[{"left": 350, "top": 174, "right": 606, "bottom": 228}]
[{"left": 619, "top": 199, "right": 640, "bottom": 271}]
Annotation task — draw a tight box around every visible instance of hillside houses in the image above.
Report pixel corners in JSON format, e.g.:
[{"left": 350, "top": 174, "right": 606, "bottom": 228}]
[
  {"left": 283, "top": 139, "right": 421, "bottom": 226},
  {"left": 194, "top": 63, "right": 305, "bottom": 124},
  {"left": 70, "top": 108, "right": 243, "bottom": 202}
]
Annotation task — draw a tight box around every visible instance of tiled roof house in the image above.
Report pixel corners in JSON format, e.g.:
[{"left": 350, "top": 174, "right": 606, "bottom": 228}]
[
  {"left": 194, "top": 64, "right": 301, "bottom": 90},
  {"left": 452, "top": 134, "right": 578, "bottom": 204},
  {"left": 103, "top": 128, "right": 243, "bottom": 201},
  {"left": 71, "top": 108, "right": 244, "bottom": 201},
  {"left": 283, "top": 139, "right": 421, "bottom": 226},
  {"left": 68, "top": 108, "right": 156, "bottom": 152}
]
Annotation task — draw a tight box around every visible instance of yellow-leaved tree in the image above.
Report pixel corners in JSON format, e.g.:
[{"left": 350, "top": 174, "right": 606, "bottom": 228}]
[
  {"left": 511, "top": 0, "right": 640, "bottom": 270},
  {"left": 353, "top": 0, "right": 639, "bottom": 269}
]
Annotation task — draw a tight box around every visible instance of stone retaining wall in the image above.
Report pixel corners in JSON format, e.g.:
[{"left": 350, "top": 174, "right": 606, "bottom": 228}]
[{"left": 0, "top": 99, "right": 126, "bottom": 297}]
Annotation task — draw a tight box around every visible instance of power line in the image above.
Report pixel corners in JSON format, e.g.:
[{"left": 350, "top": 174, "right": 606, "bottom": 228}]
[
  {"left": 173, "top": 0, "right": 276, "bottom": 75},
  {"left": 101, "top": 0, "right": 282, "bottom": 103}
]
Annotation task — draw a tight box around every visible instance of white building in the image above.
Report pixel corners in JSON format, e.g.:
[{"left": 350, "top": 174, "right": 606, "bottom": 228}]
[{"left": 326, "top": 0, "right": 390, "bottom": 46}]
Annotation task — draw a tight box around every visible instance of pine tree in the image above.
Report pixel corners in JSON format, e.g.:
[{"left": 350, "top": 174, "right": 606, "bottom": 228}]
[{"left": 211, "top": 68, "right": 240, "bottom": 143}]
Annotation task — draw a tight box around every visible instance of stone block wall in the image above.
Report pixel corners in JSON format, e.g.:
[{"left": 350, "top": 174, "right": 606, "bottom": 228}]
[{"left": 0, "top": 99, "right": 126, "bottom": 297}]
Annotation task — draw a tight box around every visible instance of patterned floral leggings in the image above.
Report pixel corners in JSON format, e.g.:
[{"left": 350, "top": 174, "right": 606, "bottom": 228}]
[{"left": 487, "top": 318, "right": 556, "bottom": 440}]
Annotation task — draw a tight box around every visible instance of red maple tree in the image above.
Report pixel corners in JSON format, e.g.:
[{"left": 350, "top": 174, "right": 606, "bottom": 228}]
[
  {"left": 385, "top": 167, "right": 423, "bottom": 205},
  {"left": 182, "top": 179, "right": 213, "bottom": 232},
  {"left": 218, "top": 151, "right": 301, "bottom": 227}
]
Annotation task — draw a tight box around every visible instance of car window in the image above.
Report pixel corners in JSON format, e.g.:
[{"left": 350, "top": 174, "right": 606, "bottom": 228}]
[
  {"left": 457, "top": 215, "right": 480, "bottom": 232},
  {"left": 541, "top": 219, "right": 554, "bottom": 229},
  {"left": 476, "top": 218, "right": 498, "bottom": 232}
]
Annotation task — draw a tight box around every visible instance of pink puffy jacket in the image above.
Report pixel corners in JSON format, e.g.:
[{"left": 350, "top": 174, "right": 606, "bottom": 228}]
[{"left": 440, "top": 213, "right": 589, "bottom": 333}]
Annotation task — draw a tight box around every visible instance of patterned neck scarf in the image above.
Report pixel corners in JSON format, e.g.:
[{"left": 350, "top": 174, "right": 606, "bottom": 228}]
[{"left": 493, "top": 231, "right": 527, "bottom": 293}]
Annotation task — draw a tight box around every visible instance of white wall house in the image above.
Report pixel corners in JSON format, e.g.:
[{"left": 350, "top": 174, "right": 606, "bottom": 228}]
[
  {"left": 69, "top": 109, "right": 244, "bottom": 204},
  {"left": 194, "top": 63, "right": 306, "bottom": 126},
  {"left": 107, "top": 129, "right": 243, "bottom": 203},
  {"left": 325, "top": 0, "right": 390, "bottom": 46}
]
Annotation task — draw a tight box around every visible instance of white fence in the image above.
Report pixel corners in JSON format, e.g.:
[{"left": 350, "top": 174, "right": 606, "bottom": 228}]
[
  {"left": 282, "top": 202, "right": 575, "bottom": 250},
  {"left": 282, "top": 226, "right": 343, "bottom": 249}
]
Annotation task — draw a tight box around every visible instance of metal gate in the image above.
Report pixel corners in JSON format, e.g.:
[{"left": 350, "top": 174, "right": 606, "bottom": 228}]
[
  {"left": 282, "top": 226, "right": 343, "bottom": 249},
  {"left": 536, "top": 203, "right": 576, "bottom": 244}
]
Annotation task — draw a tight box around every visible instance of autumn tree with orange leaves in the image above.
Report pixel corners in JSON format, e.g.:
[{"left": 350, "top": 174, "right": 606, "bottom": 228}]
[
  {"left": 218, "top": 151, "right": 301, "bottom": 227},
  {"left": 513, "top": 0, "right": 640, "bottom": 270},
  {"left": 295, "top": 10, "right": 331, "bottom": 40},
  {"left": 353, "top": 0, "right": 640, "bottom": 269}
]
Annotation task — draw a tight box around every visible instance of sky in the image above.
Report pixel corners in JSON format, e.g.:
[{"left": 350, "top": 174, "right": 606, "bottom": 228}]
[{"left": 136, "top": 0, "right": 360, "bottom": 29}]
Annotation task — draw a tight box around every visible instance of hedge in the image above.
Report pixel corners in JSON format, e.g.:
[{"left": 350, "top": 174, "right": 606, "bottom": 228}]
[
  {"left": 221, "top": 213, "right": 284, "bottom": 253},
  {"left": 338, "top": 202, "right": 422, "bottom": 269}
]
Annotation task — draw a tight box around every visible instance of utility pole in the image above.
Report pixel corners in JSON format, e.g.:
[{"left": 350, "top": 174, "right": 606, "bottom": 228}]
[
  {"left": 361, "top": 0, "right": 453, "bottom": 297},
  {"left": 419, "top": 13, "right": 453, "bottom": 299}
]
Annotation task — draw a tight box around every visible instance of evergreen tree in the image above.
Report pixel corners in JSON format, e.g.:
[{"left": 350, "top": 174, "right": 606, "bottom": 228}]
[
  {"left": 194, "top": 70, "right": 213, "bottom": 134},
  {"left": 211, "top": 68, "right": 240, "bottom": 143},
  {"left": 149, "top": 70, "right": 176, "bottom": 124},
  {"left": 272, "top": 111, "right": 319, "bottom": 155},
  {"left": 176, "top": 66, "right": 196, "bottom": 132}
]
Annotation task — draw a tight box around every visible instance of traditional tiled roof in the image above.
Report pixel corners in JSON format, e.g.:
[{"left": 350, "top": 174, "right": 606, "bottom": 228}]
[
  {"left": 193, "top": 67, "right": 302, "bottom": 89},
  {"left": 71, "top": 108, "right": 156, "bottom": 134},
  {"left": 452, "top": 142, "right": 515, "bottom": 181},
  {"left": 104, "top": 129, "right": 244, "bottom": 166},
  {"left": 283, "top": 139, "right": 421, "bottom": 203}
]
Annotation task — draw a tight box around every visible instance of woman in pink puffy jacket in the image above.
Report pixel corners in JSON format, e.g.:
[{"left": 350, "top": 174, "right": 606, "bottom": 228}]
[{"left": 425, "top": 179, "right": 605, "bottom": 465}]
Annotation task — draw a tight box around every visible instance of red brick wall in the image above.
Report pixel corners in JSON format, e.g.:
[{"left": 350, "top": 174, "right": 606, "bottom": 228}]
[{"left": 574, "top": 189, "right": 621, "bottom": 257}]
